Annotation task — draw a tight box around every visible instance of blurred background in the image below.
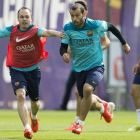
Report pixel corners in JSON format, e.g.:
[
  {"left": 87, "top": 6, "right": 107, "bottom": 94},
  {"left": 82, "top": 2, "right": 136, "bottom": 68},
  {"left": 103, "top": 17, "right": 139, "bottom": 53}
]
[{"left": 0, "top": 0, "right": 139, "bottom": 111}]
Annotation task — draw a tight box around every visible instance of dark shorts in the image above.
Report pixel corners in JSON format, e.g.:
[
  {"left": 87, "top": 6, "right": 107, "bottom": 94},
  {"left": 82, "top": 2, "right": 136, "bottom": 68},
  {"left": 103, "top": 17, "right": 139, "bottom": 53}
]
[
  {"left": 133, "top": 68, "right": 140, "bottom": 84},
  {"left": 9, "top": 67, "right": 41, "bottom": 101},
  {"left": 75, "top": 65, "right": 105, "bottom": 98}
]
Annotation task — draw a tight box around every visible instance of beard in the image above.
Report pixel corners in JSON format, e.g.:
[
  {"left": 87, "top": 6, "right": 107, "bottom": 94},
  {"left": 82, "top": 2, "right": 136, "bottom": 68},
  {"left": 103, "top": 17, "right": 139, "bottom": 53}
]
[{"left": 73, "top": 17, "right": 85, "bottom": 28}]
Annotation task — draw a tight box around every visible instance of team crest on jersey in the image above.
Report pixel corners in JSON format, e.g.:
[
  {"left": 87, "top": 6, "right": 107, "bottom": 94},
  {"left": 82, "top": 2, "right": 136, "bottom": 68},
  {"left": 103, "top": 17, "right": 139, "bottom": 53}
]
[
  {"left": 15, "top": 82, "right": 20, "bottom": 86},
  {"left": 87, "top": 31, "right": 93, "bottom": 37}
]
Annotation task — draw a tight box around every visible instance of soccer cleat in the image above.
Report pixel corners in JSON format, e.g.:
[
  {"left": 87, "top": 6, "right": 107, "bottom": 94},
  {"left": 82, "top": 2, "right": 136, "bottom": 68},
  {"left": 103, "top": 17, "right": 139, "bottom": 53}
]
[
  {"left": 127, "top": 123, "right": 140, "bottom": 131},
  {"left": 24, "top": 129, "right": 33, "bottom": 139},
  {"left": 72, "top": 123, "right": 83, "bottom": 134},
  {"left": 108, "top": 102, "right": 115, "bottom": 118},
  {"left": 100, "top": 102, "right": 112, "bottom": 123},
  {"left": 29, "top": 111, "right": 39, "bottom": 133},
  {"left": 65, "top": 123, "right": 76, "bottom": 131}
]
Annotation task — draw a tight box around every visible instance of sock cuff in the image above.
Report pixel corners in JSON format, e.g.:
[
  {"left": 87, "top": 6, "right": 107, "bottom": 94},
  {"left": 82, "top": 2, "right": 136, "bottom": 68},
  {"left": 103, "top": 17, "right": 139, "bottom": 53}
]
[{"left": 78, "top": 119, "right": 84, "bottom": 126}]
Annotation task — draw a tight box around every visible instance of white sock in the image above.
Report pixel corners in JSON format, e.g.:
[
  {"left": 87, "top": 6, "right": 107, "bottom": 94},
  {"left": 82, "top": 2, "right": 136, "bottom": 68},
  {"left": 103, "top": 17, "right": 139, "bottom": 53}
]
[
  {"left": 31, "top": 112, "right": 37, "bottom": 120},
  {"left": 136, "top": 109, "right": 140, "bottom": 124},
  {"left": 77, "top": 119, "right": 84, "bottom": 126},
  {"left": 25, "top": 124, "right": 31, "bottom": 130},
  {"left": 75, "top": 116, "right": 80, "bottom": 123},
  {"left": 100, "top": 103, "right": 104, "bottom": 114}
]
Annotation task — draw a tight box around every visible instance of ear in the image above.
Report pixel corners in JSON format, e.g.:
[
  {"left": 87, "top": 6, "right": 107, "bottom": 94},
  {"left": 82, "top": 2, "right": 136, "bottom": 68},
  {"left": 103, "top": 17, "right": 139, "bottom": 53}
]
[
  {"left": 31, "top": 16, "right": 33, "bottom": 22},
  {"left": 83, "top": 11, "right": 88, "bottom": 17}
]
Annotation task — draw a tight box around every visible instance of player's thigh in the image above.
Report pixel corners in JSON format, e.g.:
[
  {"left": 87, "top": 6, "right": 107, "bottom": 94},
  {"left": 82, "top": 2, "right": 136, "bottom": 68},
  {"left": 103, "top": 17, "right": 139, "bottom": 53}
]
[
  {"left": 131, "top": 84, "right": 140, "bottom": 94},
  {"left": 131, "top": 68, "right": 140, "bottom": 94},
  {"left": 9, "top": 67, "right": 27, "bottom": 95},
  {"left": 85, "top": 65, "right": 104, "bottom": 90},
  {"left": 25, "top": 67, "right": 41, "bottom": 101}
]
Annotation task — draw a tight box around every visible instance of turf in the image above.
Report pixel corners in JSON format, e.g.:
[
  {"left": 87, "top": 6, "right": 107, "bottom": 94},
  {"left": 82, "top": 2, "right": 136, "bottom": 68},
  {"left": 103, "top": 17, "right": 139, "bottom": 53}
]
[{"left": 0, "top": 110, "right": 140, "bottom": 140}]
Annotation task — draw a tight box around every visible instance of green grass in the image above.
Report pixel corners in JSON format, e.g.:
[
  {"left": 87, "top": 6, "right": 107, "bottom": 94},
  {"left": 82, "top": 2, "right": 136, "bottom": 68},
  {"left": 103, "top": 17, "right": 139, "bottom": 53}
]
[{"left": 0, "top": 110, "right": 140, "bottom": 140}]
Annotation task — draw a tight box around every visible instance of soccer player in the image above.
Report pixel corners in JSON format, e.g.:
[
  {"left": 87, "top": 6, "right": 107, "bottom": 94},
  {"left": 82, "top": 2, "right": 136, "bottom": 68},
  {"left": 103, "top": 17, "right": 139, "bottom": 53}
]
[
  {"left": 57, "top": 32, "right": 113, "bottom": 111},
  {"left": 58, "top": 0, "right": 114, "bottom": 111},
  {"left": 60, "top": 0, "right": 115, "bottom": 131},
  {"left": 0, "top": 7, "right": 66, "bottom": 139},
  {"left": 128, "top": 59, "right": 140, "bottom": 131},
  {"left": 60, "top": 3, "right": 130, "bottom": 134}
]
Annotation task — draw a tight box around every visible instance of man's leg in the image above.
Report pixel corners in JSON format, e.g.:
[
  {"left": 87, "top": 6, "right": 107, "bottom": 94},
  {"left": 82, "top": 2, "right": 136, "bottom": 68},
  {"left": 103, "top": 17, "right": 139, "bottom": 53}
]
[
  {"left": 80, "top": 83, "right": 94, "bottom": 121},
  {"left": 66, "top": 87, "right": 114, "bottom": 131},
  {"left": 16, "top": 88, "right": 33, "bottom": 139},
  {"left": 128, "top": 84, "right": 140, "bottom": 131},
  {"left": 16, "top": 88, "right": 29, "bottom": 127},
  {"left": 29, "top": 99, "right": 40, "bottom": 133},
  {"left": 92, "top": 94, "right": 115, "bottom": 117},
  {"left": 71, "top": 83, "right": 93, "bottom": 134},
  {"left": 65, "top": 87, "right": 81, "bottom": 131},
  {"left": 30, "top": 99, "right": 40, "bottom": 116},
  {"left": 72, "top": 83, "right": 111, "bottom": 134},
  {"left": 92, "top": 94, "right": 107, "bottom": 103}
]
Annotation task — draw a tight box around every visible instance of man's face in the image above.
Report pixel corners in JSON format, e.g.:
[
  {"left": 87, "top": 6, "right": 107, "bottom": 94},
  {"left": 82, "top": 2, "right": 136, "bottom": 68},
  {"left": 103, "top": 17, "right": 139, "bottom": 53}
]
[
  {"left": 70, "top": 8, "right": 85, "bottom": 28},
  {"left": 17, "top": 9, "right": 32, "bottom": 31}
]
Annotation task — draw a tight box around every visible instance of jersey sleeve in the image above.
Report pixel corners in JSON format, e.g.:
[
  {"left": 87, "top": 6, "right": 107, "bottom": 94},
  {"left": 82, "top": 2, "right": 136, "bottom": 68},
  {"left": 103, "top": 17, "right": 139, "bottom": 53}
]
[
  {"left": 96, "top": 21, "right": 108, "bottom": 34},
  {"left": 0, "top": 25, "right": 13, "bottom": 37},
  {"left": 38, "top": 27, "right": 45, "bottom": 37},
  {"left": 99, "top": 32, "right": 106, "bottom": 38},
  {"left": 61, "top": 25, "right": 70, "bottom": 44}
]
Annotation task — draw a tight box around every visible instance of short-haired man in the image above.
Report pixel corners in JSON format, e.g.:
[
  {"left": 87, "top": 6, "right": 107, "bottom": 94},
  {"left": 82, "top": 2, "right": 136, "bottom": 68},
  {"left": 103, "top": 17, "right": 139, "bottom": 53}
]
[
  {"left": 60, "top": 3, "right": 130, "bottom": 134},
  {"left": 0, "top": 7, "right": 66, "bottom": 139}
]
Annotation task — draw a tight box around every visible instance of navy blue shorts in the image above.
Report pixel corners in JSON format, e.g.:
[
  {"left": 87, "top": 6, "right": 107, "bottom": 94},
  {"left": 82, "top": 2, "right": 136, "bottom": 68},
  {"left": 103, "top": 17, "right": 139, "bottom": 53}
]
[
  {"left": 133, "top": 68, "right": 140, "bottom": 84},
  {"left": 75, "top": 65, "right": 105, "bottom": 98},
  {"left": 9, "top": 67, "right": 41, "bottom": 101}
]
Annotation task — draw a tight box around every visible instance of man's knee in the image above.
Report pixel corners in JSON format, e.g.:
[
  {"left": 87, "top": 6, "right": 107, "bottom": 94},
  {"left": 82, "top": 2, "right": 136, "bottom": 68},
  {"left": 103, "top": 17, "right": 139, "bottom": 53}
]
[
  {"left": 31, "top": 100, "right": 40, "bottom": 108},
  {"left": 130, "top": 89, "right": 139, "bottom": 98},
  {"left": 83, "top": 84, "right": 93, "bottom": 93},
  {"left": 16, "top": 89, "right": 26, "bottom": 102},
  {"left": 83, "top": 84, "right": 93, "bottom": 98}
]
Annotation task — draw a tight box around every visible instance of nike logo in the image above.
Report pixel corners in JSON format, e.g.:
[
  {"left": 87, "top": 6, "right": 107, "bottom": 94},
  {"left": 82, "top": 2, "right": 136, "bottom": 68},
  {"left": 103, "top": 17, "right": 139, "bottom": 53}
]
[
  {"left": 16, "top": 36, "right": 29, "bottom": 42},
  {"left": 72, "top": 34, "right": 76, "bottom": 35},
  {"left": 92, "top": 81, "right": 97, "bottom": 84}
]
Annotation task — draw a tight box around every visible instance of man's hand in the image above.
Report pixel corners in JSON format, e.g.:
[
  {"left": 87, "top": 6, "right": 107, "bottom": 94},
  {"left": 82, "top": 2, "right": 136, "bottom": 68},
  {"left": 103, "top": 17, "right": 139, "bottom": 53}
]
[
  {"left": 57, "top": 30, "right": 66, "bottom": 39},
  {"left": 123, "top": 43, "right": 130, "bottom": 54},
  {"left": 58, "top": 30, "right": 64, "bottom": 41},
  {"left": 41, "top": 30, "right": 66, "bottom": 38},
  {"left": 62, "top": 53, "right": 70, "bottom": 63}
]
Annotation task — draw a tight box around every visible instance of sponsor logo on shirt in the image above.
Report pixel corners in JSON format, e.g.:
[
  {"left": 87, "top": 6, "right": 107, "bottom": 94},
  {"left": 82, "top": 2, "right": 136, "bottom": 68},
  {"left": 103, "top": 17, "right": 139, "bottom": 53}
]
[
  {"left": 16, "top": 44, "right": 35, "bottom": 52},
  {"left": 87, "top": 31, "right": 93, "bottom": 37},
  {"left": 72, "top": 38, "right": 94, "bottom": 46},
  {"left": 16, "top": 36, "right": 29, "bottom": 42}
]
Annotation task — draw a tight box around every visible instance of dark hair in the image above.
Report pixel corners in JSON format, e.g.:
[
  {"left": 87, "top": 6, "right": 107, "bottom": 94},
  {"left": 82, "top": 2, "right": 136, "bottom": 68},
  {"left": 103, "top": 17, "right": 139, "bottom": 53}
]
[
  {"left": 70, "top": 3, "right": 85, "bottom": 14},
  {"left": 75, "top": 0, "right": 88, "bottom": 11},
  {"left": 17, "top": 7, "right": 32, "bottom": 17}
]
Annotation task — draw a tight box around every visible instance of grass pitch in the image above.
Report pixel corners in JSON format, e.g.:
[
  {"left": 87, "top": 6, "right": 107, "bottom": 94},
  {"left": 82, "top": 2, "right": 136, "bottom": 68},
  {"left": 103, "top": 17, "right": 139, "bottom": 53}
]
[{"left": 0, "top": 110, "right": 140, "bottom": 140}]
